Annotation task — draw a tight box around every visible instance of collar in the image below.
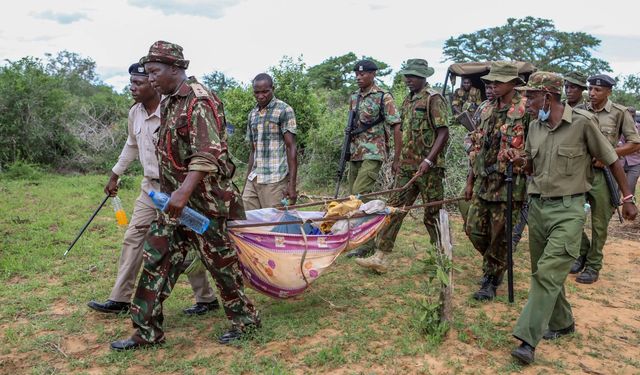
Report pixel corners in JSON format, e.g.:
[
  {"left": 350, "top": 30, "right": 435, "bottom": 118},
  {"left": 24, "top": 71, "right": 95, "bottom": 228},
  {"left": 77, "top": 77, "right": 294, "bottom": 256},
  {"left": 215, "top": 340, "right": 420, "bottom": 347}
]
[
  {"left": 138, "top": 102, "right": 161, "bottom": 119},
  {"left": 255, "top": 96, "right": 278, "bottom": 111},
  {"left": 410, "top": 84, "right": 431, "bottom": 100},
  {"left": 496, "top": 91, "right": 521, "bottom": 112},
  {"left": 359, "top": 84, "right": 382, "bottom": 97},
  {"left": 545, "top": 104, "right": 574, "bottom": 131},
  {"left": 589, "top": 99, "right": 612, "bottom": 113},
  {"left": 171, "top": 76, "right": 197, "bottom": 98}
]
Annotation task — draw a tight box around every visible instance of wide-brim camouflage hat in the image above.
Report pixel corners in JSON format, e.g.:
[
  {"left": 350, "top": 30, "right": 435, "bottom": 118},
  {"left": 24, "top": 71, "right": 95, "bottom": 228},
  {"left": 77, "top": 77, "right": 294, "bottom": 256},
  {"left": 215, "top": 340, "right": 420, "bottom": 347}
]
[
  {"left": 139, "top": 40, "right": 190, "bottom": 69},
  {"left": 481, "top": 61, "right": 525, "bottom": 84},
  {"left": 515, "top": 71, "right": 563, "bottom": 95},
  {"left": 563, "top": 71, "right": 588, "bottom": 88},
  {"left": 399, "top": 58, "right": 434, "bottom": 78}
]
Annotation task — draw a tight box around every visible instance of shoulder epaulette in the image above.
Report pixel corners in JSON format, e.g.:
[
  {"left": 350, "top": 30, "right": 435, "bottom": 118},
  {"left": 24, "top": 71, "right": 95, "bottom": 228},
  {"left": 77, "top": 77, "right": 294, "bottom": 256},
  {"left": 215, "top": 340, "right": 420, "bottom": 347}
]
[
  {"left": 611, "top": 102, "right": 628, "bottom": 112},
  {"left": 189, "top": 82, "right": 210, "bottom": 99},
  {"left": 573, "top": 107, "right": 596, "bottom": 120}
]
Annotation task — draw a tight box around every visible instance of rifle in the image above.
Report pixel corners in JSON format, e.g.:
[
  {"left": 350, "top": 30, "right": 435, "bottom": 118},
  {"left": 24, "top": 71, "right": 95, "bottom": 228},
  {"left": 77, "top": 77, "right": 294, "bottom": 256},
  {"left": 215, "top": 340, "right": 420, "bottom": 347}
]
[
  {"left": 334, "top": 99, "right": 359, "bottom": 198},
  {"left": 64, "top": 194, "right": 110, "bottom": 257},
  {"left": 505, "top": 162, "right": 515, "bottom": 303},
  {"left": 602, "top": 166, "right": 623, "bottom": 223}
]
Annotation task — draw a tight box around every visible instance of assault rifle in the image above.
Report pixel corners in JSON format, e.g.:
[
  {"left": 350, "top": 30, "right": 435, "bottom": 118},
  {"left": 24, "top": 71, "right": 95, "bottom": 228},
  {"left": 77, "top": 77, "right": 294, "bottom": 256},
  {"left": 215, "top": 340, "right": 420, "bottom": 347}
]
[
  {"left": 602, "top": 166, "right": 623, "bottom": 223},
  {"left": 334, "top": 99, "right": 359, "bottom": 198}
]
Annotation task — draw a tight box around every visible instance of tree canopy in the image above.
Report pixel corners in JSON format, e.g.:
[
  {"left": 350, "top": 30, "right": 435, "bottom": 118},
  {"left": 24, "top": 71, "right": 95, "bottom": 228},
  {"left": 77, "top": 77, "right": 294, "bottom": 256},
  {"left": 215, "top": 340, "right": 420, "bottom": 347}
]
[
  {"left": 307, "top": 52, "right": 391, "bottom": 93},
  {"left": 442, "top": 17, "right": 611, "bottom": 75}
]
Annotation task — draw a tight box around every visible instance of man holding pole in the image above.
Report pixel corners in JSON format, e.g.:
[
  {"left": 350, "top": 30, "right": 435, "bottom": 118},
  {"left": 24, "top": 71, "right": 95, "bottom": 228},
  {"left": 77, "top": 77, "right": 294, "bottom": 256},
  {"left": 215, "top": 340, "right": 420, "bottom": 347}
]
[
  {"left": 504, "top": 71, "right": 637, "bottom": 365},
  {"left": 355, "top": 59, "right": 449, "bottom": 273}
]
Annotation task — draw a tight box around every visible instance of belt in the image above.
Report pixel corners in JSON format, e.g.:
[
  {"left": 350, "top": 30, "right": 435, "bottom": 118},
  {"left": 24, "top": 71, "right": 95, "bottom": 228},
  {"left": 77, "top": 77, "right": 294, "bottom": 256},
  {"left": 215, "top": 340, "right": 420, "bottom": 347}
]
[
  {"left": 150, "top": 178, "right": 160, "bottom": 183},
  {"left": 530, "top": 193, "right": 583, "bottom": 201}
]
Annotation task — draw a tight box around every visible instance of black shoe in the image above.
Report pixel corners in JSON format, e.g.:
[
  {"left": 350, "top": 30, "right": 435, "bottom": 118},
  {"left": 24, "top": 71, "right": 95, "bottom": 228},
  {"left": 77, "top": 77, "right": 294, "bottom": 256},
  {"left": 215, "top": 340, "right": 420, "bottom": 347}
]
[
  {"left": 87, "top": 300, "right": 130, "bottom": 314},
  {"left": 543, "top": 322, "right": 575, "bottom": 340},
  {"left": 511, "top": 342, "right": 535, "bottom": 365},
  {"left": 569, "top": 256, "right": 586, "bottom": 274},
  {"left": 110, "top": 337, "right": 163, "bottom": 351},
  {"left": 576, "top": 268, "right": 599, "bottom": 284},
  {"left": 473, "top": 275, "right": 498, "bottom": 301},
  {"left": 345, "top": 247, "right": 372, "bottom": 258},
  {"left": 183, "top": 301, "right": 220, "bottom": 316},
  {"left": 217, "top": 325, "right": 258, "bottom": 345}
]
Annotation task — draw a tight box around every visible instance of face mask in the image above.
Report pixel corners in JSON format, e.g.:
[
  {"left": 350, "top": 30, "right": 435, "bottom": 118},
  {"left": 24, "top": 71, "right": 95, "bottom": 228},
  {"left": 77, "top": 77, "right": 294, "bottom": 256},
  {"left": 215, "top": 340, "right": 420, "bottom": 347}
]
[{"left": 538, "top": 95, "right": 550, "bottom": 121}]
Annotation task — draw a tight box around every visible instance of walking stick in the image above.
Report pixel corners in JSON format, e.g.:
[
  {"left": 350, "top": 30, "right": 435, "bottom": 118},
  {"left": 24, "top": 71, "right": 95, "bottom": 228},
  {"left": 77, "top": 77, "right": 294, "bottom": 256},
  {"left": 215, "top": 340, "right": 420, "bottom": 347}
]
[
  {"left": 506, "top": 161, "right": 514, "bottom": 303},
  {"left": 63, "top": 194, "right": 110, "bottom": 257}
]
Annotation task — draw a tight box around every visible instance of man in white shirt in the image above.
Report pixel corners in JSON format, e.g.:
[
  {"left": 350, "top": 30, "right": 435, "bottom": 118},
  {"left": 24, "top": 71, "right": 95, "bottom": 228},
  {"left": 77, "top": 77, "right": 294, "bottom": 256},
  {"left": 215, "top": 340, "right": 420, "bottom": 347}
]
[{"left": 87, "top": 63, "right": 218, "bottom": 316}]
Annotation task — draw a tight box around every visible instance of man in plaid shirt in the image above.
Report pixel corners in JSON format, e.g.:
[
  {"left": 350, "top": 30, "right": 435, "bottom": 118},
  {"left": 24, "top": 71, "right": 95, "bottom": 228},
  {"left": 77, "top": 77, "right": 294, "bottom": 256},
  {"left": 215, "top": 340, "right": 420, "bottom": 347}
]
[{"left": 243, "top": 73, "right": 298, "bottom": 208}]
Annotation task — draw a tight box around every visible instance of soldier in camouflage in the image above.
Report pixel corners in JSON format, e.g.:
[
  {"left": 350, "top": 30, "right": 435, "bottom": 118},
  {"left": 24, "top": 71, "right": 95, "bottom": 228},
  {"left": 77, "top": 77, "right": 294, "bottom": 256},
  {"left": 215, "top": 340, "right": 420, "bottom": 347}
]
[
  {"left": 110, "top": 41, "right": 259, "bottom": 351},
  {"left": 465, "top": 62, "right": 530, "bottom": 301},
  {"left": 344, "top": 59, "right": 402, "bottom": 258},
  {"left": 452, "top": 77, "right": 483, "bottom": 116},
  {"left": 355, "top": 59, "right": 449, "bottom": 273}
]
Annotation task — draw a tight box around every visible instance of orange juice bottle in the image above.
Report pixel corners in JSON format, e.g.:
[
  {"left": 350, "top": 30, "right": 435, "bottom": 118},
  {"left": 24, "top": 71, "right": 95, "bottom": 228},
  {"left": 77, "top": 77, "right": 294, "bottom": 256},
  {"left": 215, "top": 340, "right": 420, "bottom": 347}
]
[{"left": 112, "top": 196, "right": 128, "bottom": 226}]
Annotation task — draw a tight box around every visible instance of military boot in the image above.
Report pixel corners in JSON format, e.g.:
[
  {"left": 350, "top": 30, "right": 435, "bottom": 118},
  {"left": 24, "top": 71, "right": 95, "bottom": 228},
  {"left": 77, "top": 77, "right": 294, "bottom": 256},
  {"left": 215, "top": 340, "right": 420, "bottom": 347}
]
[
  {"left": 569, "top": 255, "right": 586, "bottom": 274},
  {"left": 575, "top": 268, "right": 599, "bottom": 284},
  {"left": 473, "top": 274, "right": 498, "bottom": 301},
  {"left": 354, "top": 250, "right": 388, "bottom": 273}
]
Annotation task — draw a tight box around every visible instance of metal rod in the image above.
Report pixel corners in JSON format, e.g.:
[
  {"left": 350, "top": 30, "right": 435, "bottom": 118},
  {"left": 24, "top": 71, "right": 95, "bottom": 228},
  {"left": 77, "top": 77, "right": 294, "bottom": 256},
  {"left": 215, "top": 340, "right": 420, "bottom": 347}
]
[
  {"left": 506, "top": 162, "right": 515, "bottom": 303},
  {"left": 64, "top": 194, "right": 110, "bottom": 257}
]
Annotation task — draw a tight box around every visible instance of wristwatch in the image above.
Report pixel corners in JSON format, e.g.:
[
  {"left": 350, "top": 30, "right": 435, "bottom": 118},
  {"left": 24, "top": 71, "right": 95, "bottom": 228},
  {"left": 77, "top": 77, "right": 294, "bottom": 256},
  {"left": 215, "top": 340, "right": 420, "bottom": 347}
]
[{"left": 423, "top": 158, "right": 434, "bottom": 167}]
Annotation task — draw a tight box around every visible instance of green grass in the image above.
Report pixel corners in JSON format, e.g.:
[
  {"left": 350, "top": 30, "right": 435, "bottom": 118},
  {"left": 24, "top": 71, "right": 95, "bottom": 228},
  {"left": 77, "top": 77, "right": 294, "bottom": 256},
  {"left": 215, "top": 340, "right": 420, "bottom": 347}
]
[{"left": 1, "top": 173, "right": 639, "bottom": 374}]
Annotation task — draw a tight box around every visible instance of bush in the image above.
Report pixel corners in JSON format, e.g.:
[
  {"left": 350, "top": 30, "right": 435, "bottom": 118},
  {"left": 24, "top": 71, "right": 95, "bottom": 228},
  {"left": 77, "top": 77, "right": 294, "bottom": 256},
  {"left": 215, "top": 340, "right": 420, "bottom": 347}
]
[{"left": 0, "top": 161, "right": 43, "bottom": 181}]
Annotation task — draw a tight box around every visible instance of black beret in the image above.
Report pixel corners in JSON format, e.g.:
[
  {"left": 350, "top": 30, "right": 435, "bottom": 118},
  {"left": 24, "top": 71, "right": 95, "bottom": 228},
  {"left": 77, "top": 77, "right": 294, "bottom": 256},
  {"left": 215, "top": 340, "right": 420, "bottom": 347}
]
[
  {"left": 128, "top": 63, "right": 147, "bottom": 76},
  {"left": 587, "top": 74, "right": 615, "bottom": 88},
  {"left": 353, "top": 59, "right": 378, "bottom": 72}
]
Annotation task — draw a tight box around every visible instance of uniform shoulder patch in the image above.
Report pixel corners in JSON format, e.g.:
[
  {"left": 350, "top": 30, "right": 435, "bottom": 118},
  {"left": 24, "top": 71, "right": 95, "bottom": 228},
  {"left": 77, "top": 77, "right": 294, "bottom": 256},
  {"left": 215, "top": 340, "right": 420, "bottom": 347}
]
[
  {"left": 189, "top": 82, "right": 210, "bottom": 99},
  {"left": 573, "top": 107, "right": 596, "bottom": 120}
]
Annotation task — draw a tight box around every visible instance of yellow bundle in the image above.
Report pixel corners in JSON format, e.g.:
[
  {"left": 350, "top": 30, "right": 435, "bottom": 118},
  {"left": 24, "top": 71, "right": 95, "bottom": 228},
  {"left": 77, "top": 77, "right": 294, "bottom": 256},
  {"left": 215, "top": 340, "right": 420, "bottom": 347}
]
[{"left": 319, "top": 196, "right": 363, "bottom": 233}]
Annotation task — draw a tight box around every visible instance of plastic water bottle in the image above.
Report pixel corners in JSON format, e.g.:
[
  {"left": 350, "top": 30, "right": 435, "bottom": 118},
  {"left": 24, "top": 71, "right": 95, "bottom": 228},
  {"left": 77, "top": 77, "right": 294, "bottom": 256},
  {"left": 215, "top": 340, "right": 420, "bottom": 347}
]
[
  {"left": 148, "top": 191, "right": 210, "bottom": 234},
  {"left": 112, "top": 196, "right": 128, "bottom": 226}
]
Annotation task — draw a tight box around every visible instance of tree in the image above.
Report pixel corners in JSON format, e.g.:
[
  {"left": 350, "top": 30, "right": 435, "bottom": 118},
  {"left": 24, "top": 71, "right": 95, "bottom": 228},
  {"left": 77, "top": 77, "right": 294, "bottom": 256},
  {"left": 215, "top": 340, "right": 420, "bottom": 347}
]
[
  {"left": 202, "top": 70, "right": 239, "bottom": 93},
  {"left": 612, "top": 73, "right": 640, "bottom": 108},
  {"left": 307, "top": 52, "right": 392, "bottom": 96},
  {"left": 442, "top": 17, "right": 611, "bottom": 75}
]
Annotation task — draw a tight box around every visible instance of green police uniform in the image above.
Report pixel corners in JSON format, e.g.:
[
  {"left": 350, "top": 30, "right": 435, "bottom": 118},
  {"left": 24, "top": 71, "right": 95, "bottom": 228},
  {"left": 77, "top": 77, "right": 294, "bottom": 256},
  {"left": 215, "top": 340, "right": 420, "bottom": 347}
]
[
  {"left": 512, "top": 72, "right": 619, "bottom": 348},
  {"left": 347, "top": 84, "right": 401, "bottom": 195},
  {"left": 466, "top": 62, "right": 528, "bottom": 287},
  {"left": 577, "top": 97, "right": 640, "bottom": 275}
]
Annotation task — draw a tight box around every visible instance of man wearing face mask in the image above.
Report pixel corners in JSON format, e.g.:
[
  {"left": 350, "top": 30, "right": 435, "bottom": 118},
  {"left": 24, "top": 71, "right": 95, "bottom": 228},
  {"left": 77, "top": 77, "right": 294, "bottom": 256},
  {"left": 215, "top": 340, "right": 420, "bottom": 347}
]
[
  {"left": 503, "top": 72, "right": 637, "bottom": 365},
  {"left": 571, "top": 74, "right": 640, "bottom": 283},
  {"left": 465, "top": 61, "right": 529, "bottom": 301}
]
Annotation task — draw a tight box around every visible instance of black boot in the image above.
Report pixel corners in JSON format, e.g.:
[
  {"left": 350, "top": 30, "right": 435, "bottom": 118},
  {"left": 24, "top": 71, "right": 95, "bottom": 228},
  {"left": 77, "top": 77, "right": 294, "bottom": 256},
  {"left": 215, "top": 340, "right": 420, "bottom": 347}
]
[
  {"left": 543, "top": 322, "right": 575, "bottom": 340},
  {"left": 569, "top": 255, "right": 586, "bottom": 274},
  {"left": 87, "top": 300, "right": 130, "bottom": 314},
  {"left": 575, "top": 268, "right": 599, "bottom": 284},
  {"left": 511, "top": 341, "right": 535, "bottom": 364},
  {"left": 473, "top": 275, "right": 498, "bottom": 301}
]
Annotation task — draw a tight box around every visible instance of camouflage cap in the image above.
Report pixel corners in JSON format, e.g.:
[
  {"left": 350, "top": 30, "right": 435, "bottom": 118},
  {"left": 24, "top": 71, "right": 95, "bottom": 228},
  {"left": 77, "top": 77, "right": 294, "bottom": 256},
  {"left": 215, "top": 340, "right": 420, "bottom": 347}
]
[
  {"left": 399, "top": 58, "right": 434, "bottom": 78},
  {"left": 563, "top": 71, "right": 587, "bottom": 88},
  {"left": 139, "top": 40, "right": 189, "bottom": 69},
  {"left": 481, "top": 61, "right": 525, "bottom": 85},
  {"left": 515, "top": 71, "right": 563, "bottom": 95}
]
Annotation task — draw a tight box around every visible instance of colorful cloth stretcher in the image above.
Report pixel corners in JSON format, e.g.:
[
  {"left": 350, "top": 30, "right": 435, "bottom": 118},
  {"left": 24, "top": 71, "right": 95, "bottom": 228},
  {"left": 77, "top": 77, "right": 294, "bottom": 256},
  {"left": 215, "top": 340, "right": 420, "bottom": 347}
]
[{"left": 228, "top": 207, "right": 390, "bottom": 299}]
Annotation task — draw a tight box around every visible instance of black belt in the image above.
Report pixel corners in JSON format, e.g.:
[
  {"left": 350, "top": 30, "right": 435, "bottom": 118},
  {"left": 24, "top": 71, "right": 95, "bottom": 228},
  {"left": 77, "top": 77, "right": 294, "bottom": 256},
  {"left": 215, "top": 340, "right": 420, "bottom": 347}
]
[{"left": 530, "top": 193, "right": 583, "bottom": 201}]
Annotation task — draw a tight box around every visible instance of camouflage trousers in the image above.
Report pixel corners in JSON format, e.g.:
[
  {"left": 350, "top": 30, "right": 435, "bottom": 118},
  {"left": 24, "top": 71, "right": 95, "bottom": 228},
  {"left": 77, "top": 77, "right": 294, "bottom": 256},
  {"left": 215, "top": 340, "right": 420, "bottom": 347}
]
[
  {"left": 465, "top": 196, "right": 522, "bottom": 278},
  {"left": 130, "top": 217, "right": 259, "bottom": 343},
  {"left": 376, "top": 167, "right": 444, "bottom": 253}
]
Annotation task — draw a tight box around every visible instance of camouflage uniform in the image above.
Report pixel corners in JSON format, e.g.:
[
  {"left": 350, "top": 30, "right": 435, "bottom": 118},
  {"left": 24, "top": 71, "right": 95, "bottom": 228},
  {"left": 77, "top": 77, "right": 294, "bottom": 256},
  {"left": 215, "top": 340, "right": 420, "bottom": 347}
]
[
  {"left": 347, "top": 84, "right": 401, "bottom": 196},
  {"left": 129, "top": 42, "right": 258, "bottom": 344},
  {"left": 376, "top": 84, "right": 448, "bottom": 251},
  {"left": 452, "top": 86, "right": 483, "bottom": 114},
  {"left": 467, "top": 90, "right": 529, "bottom": 280}
]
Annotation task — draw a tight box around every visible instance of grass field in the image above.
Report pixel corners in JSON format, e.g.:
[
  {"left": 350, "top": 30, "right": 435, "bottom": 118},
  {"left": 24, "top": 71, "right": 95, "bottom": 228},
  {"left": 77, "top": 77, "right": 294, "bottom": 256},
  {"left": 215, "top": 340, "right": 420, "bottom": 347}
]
[{"left": 1, "top": 173, "right": 639, "bottom": 374}]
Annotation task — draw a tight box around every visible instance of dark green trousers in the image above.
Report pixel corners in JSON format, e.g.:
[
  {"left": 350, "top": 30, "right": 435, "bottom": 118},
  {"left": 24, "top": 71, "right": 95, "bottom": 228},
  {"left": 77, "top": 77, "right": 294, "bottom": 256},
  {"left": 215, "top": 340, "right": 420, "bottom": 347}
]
[
  {"left": 580, "top": 169, "right": 614, "bottom": 271},
  {"left": 513, "top": 194, "right": 584, "bottom": 347}
]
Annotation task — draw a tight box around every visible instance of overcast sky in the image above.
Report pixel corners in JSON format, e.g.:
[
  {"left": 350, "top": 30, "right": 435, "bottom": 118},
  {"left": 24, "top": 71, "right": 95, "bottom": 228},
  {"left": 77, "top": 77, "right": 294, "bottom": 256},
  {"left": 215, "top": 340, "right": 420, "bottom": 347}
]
[{"left": 2, "top": 0, "right": 639, "bottom": 92}]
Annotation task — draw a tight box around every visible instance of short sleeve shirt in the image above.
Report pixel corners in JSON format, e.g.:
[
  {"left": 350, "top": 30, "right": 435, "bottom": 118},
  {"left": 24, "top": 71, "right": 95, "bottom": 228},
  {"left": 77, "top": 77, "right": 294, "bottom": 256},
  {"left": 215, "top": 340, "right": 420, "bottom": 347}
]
[
  {"left": 585, "top": 99, "right": 640, "bottom": 147},
  {"left": 400, "top": 85, "right": 449, "bottom": 168},
  {"left": 525, "top": 105, "right": 618, "bottom": 197},
  {"left": 349, "top": 85, "right": 401, "bottom": 161},
  {"left": 245, "top": 97, "right": 297, "bottom": 184}
]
